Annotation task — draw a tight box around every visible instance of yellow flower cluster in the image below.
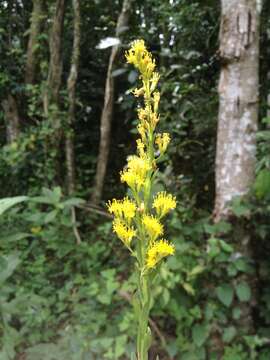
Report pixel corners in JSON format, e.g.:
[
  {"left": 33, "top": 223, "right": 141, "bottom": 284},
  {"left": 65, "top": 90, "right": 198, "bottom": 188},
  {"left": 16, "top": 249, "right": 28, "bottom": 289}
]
[
  {"left": 155, "top": 133, "right": 171, "bottom": 154},
  {"left": 146, "top": 240, "right": 175, "bottom": 269},
  {"left": 142, "top": 214, "right": 163, "bottom": 241},
  {"left": 107, "top": 197, "right": 136, "bottom": 223},
  {"left": 153, "top": 192, "right": 177, "bottom": 218},
  {"left": 108, "top": 39, "right": 175, "bottom": 269},
  {"left": 120, "top": 155, "right": 151, "bottom": 191},
  {"left": 125, "top": 39, "right": 156, "bottom": 79},
  {"left": 113, "top": 219, "right": 136, "bottom": 247}
]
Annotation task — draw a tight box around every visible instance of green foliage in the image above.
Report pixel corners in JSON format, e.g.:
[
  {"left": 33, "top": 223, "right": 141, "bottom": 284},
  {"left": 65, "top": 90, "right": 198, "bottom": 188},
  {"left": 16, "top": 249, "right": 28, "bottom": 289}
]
[{"left": 1, "top": 0, "right": 270, "bottom": 359}]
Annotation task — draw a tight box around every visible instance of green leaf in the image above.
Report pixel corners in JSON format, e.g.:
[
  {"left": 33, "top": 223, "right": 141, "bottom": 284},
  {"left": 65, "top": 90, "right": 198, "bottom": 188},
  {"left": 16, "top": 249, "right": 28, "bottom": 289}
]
[
  {"left": 223, "top": 326, "right": 237, "bottom": 343},
  {"left": 231, "top": 198, "right": 250, "bottom": 217},
  {"left": 40, "top": 187, "right": 62, "bottom": 205},
  {"left": 254, "top": 169, "right": 270, "bottom": 199},
  {"left": 207, "top": 238, "right": 220, "bottom": 258},
  {"left": 0, "top": 256, "right": 8, "bottom": 271},
  {"left": 219, "top": 240, "right": 233, "bottom": 253},
  {"left": 188, "top": 265, "right": 205, "bottom": 279},
  {"left": 61, "top": 197, "right": 85, "bottom": 207},
  {"left": 144, "top": 326, "right": 152, "bottom": 354},
  {"left": 0, "top": 253, "right": 20, "bottom": 284},
  {"left": 44, "top": 210, "right": 58, "bottom": 223},
  {"left": 216, "top": 284, "right": 234, "bottom": 307},
  {"left": 215, "top": 221, "right": 232, "bottom": 234},
  {"left": 0, "top": 196, "right": 28, "bottom": 216},
  {"left": 114, "top": 335, "right": 127, "bottom": 357},
  {"left": 182, "top": 282, "right": 195, "bottom": 295},
  {"left": 235, "top": 282, "right": 251, "bottom": 302},
  {"left": 192, "top": 324, "right": 209, "bottom": 347},
  {"left": 232, "top": 307, "right": 242, "bottom": 320},
  {"left": 3, "top": 232, "right": 30, "bottom": 242}
]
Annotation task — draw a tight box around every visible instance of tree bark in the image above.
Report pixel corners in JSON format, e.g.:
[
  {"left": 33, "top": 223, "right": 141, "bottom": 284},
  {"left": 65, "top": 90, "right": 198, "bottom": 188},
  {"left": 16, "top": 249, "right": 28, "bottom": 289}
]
[
  {"left": 214, "top": 0, "right": 260, "bottom": 221},
  {"left": 2, "top": 1, "right": 20, "bottom": 143},
  {"left": 43, "top": 0, "right": 65, "bottom": 118},
  {"left": 25, "top": 0, "right": 46, "bottom": 84},
  {"left": 65, "top": 0, "right": 80, "bottom": 196},
  {"left": 211, "top": 0, "right": 260, "bottom": 356},
  {"left": 42, "top": 0, "right": 66, "bottom": 184},
  {"left": 91, "top": 0, "right": 132, "bottom": 205},
  {"left": 2, "top": 95, "right": 20, "bottom": 143}
]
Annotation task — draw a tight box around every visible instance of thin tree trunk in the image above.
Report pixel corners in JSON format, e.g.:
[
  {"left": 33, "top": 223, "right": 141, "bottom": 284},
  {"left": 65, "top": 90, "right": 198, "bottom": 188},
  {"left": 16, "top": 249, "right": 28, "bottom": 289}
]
[
  {"left": 43, "top": 0, "right": 65, "bottom": 184},
  {"left": 214, "top": 0, "right": 259, "bottom": 221},
  {"left": 91, "top": 0, "right": 132, "bottom": 205},
  {"left": 65, "top": 0, "right": 80, "bottom": 196},
  {"left": 211, "top": 0, "right": 260, "bottom": 356},
  {"left": 65, "top": 0, "right": 81, "bottom": 245},
  {"left": 25, "top": 0, "right": 46, "bottom": 84},
  {"left": 43, "top": 0, "right": 65, "bottom": 118},
  {"left": 2, "top": 1, "right": 20, "bottom": 143},
  {"left": 2, "top": 95, "right": 20, "bottom": 143}
]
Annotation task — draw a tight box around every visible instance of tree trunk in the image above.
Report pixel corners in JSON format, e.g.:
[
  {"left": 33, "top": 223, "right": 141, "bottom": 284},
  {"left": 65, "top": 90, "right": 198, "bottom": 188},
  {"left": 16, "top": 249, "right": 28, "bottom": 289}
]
[
  {"left": 65, "top": 0, "right": 80, "bottom": 196},
  {"left": 43, "top": 0, "right": 65, "bottom": 118},
  {"left": 214, "top": 0, "right": 260, "bottom": 221},
  {"left": 2, "top": 95, "right": 20, "bottom": 143},
  {"left": 43, "top": 0, "right": 66, "bottom": 184},
  {"left": 91, "top": 0, "right": 132, "bottom": 205},
  {"left": 2, "top": 1, "right": 20, "bottom": 143},
  {"left": 211, "top": 0, "right": 260, "bottom": 356},
  {"left": 25, "top": 0, "right": 46, "bottom": 84}
]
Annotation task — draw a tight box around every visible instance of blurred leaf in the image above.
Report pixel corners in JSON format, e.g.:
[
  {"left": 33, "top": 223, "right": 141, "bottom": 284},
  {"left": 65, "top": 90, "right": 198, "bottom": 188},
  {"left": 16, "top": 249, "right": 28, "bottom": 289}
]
[
  {"left": 254, "top": 169, "right": 270, "bottom": 199},
  {"left": 223, "top": 326, "right": 237, "bottom": 343},
  {"left": 0, "top": 196, "right": 28, "bottom": 216},
  {"left": 112, "top": 68, "right": 128, "bottom": 77},
  {"left": 96, "top": 37, "right": 120, "bottom": 49},
  {"left": 0, "top": 253, "right": 20, "bottom": 284},
  {"left": 216, "top": 284, "right": 234, "bottom": 307},
  {"left": 192, "top": 324, "right": 209, "bottom": 347},
  {"left": 235, "top": 282, "right": 251, "bottom": 302}
]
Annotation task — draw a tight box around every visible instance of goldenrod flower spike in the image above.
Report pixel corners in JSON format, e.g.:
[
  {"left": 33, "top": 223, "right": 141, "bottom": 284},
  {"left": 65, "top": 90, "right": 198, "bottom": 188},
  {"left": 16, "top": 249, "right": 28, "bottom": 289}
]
[
  {"left": 153, "top": 192, "right": 177, "bottom": 218},
  {"left": 108, "top": 40, "right": 176, "bottom": 360},
  {"left": 107, "top": 197, "right": 136, "bottom": 223},
  {"left": 142, "top": 214, "right": 164, "bottom": 241},
  {"left": 155, "top": 133, "right": 171, "bottom": 154},
  {"left": 146, "top": 240, "right": 175, "bottom": 269},
  {"left": 113, "top": 219, "right": 136, "bottom": 248}
]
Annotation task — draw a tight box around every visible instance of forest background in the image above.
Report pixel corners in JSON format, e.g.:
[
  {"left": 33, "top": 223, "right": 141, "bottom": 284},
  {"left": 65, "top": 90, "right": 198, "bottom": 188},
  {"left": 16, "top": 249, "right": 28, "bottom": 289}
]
[{"left": 1, "top": 0, "right": 270, "bottom": 359}]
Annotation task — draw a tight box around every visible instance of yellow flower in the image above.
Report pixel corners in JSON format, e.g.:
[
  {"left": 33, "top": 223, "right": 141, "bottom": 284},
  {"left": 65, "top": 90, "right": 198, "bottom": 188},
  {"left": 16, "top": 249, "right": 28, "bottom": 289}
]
[
  {"left": 125, "top": 39, "right": 155, "bottom": 78},
  {"left": 107, "top": 197, "right": 136, "bottom": 222},
  {"left": 128, "top": 155, "right": 151, "bottom": 173},
  {"left": 138, "top": 106, "right": 149, "bottom": 123},
  {"left": 153, "top": 91, "right": 160, "bottom": 113},
  {"left": 137, "top": 123, "right": 147, "bottom": 142},
  {"left": 150, "top": 72, "right": 160, "bottom": 92},
  {"left": 125, "top": 39, "right": 146, "bottom": 65},
  {"left": 155, "top": 133, "right": 171, "bottom": 154},
  {"left": 153, "top": 192, "right": 177, "bottom": 218},
  {"left": 113, "top": 219, "right": 136, "bottom": 247},
  {"left": 136, "top": 139, "right": 145, "bottom": 158},
  {"left": 120, "top": 169, "right": 138, "bottom": 189},
  {"left": 138, "top": 106, "right": 158, "bottom": 130},
  {"left": 142, "top": 214, "right": 163, "bottom": 240},
  {"left": 146, "top": 240, "right": 175, "bottom": 269},
  {"left": 133, "top": 87, "right": 144, "bottom": 97},
  {"left": 121, "top": 155, "right": 151, "bottom": 190},
  {"left": 31, "top": 226, "right": 42, "bottom": 234}
]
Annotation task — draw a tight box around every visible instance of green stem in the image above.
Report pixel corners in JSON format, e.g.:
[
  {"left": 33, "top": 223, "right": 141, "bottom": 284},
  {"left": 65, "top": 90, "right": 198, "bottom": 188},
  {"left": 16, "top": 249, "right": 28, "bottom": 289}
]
[{"left": 137, "top": 272, "right": 151, "bottom": 360}]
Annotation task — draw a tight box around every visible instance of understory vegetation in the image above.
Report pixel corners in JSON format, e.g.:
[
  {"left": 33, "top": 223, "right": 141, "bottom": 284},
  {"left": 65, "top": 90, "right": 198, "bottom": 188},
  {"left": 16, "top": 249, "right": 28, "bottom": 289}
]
[{"left": 1, "top": 0, "right": 270, "bottom": 359}]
